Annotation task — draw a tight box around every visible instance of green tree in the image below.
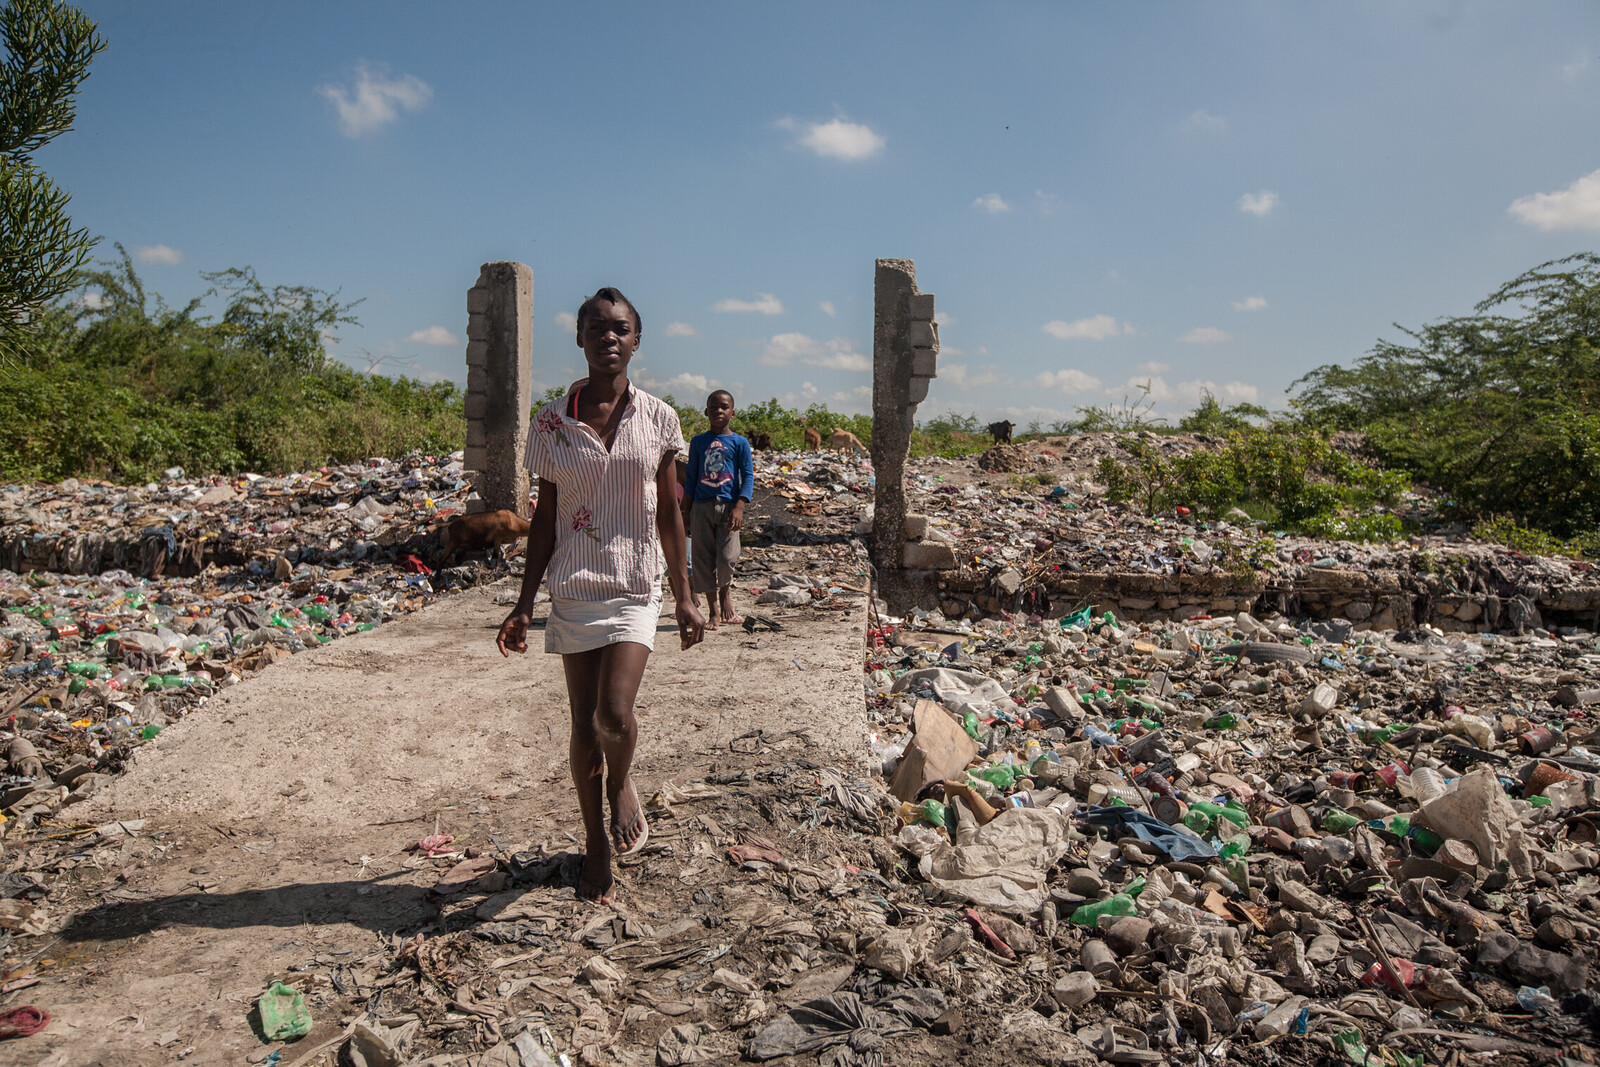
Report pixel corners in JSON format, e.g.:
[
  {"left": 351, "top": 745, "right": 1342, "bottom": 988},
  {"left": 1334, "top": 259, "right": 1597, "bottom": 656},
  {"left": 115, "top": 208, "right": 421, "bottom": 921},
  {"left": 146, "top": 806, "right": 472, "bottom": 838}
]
[
  {"left": 0, "top": 0, "right": 104, "bottom": 359},
  {"left": 1293, "top": 253, "right": 1600, "bottom": 537}
]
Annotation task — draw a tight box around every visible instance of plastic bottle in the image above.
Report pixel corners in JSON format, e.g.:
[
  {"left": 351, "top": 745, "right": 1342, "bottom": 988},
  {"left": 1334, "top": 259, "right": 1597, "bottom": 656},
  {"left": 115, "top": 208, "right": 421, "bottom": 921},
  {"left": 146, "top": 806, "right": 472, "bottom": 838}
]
[
  {"left": 972, "top": 764, "right": 1019, "bottom": 791},
  {"left": 1067, "top": 879, "right": 1145, "bottom": 927},
  {"left": 1206, "top": 712, "right": 1243, "bottom": 730},
  {"left": 1189, "top": 801, "right": 1249, "bottom": 830},
  {"left": 1081, "top": 724, "right": 1119, "bottom": 747},
  {"left": 1321, "top": 809, "right": 1363, "bottom": 834},
  {"left": 961, "top": 711, "right": 981, "bottom": 741}
]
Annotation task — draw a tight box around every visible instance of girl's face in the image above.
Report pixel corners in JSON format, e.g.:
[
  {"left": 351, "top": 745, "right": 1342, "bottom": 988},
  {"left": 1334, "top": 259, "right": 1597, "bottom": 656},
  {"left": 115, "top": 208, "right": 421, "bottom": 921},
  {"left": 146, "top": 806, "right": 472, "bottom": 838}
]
[{"left": 576, "top": 299, "right": 640, "bottom": 376}]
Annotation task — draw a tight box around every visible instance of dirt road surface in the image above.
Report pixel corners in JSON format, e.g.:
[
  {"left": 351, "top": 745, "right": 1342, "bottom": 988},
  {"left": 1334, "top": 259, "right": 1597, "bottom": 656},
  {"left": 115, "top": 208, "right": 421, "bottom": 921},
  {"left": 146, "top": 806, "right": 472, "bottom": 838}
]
[{"left": 17, "top": 578, "right": 869, "bottom": 1065}]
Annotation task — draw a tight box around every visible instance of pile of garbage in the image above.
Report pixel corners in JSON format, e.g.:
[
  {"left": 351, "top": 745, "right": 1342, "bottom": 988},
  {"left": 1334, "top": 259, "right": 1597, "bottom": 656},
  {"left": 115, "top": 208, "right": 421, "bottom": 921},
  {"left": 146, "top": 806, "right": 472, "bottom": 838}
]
[
  {"left": 899, "top": 436, "right": 1600, "bottom": 633},
  {"left": 0, "top": 452, "right": 515, "bottom": 834},
  {"left": 862, "top": 599, "right": 1600, "bottom": 1061}
]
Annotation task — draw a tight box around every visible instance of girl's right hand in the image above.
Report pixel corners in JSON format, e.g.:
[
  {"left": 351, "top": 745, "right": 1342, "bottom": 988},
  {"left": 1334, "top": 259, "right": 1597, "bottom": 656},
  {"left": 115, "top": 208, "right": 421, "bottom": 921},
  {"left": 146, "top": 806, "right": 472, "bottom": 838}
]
[{"left": 497, "top": 611, "right": 531, "bottom": 656}]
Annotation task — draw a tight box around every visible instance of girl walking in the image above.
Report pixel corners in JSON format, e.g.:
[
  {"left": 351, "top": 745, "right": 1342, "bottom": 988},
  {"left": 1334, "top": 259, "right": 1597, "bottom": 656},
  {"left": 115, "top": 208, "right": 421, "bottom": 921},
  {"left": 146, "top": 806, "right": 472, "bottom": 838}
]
[{"left": 497, "top": 286, "right": 705, "bottom": 903}]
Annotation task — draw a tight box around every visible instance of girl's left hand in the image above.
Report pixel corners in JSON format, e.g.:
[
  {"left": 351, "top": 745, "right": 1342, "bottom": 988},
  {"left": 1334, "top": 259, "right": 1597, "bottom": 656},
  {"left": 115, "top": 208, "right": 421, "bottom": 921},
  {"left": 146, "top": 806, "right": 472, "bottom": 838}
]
[{"left": 676, "top": 599, "right": 706, "bottom": 649}]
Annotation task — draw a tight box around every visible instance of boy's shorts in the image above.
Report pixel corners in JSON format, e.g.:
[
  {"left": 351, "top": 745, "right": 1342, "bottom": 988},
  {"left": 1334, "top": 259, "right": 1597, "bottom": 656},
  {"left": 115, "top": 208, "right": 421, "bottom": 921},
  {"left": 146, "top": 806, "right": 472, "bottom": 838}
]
[{"left": 689, "top": 499, "right": 741, "bottom": 594}]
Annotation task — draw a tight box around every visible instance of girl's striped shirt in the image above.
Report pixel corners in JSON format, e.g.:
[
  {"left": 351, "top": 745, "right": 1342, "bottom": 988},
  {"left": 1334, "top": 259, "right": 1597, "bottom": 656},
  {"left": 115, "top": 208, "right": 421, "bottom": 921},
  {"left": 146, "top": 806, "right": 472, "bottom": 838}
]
[{"left": 523, "top": 380, "right": 686, "bottom": 604}]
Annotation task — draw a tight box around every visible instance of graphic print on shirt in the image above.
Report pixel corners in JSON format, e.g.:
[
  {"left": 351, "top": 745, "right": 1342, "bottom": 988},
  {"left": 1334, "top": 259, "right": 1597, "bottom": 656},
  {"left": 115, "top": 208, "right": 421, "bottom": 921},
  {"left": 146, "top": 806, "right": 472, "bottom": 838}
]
[{"left": 698, "top": 439, "right": 735, "bottom": 494}]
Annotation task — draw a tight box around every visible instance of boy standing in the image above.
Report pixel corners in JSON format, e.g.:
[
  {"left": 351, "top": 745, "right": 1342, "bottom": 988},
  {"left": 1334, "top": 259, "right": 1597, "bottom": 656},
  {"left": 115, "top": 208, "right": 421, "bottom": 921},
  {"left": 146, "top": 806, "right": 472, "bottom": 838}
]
[{"left": 682, "top": 390, "right": 753, "bottom": 628}]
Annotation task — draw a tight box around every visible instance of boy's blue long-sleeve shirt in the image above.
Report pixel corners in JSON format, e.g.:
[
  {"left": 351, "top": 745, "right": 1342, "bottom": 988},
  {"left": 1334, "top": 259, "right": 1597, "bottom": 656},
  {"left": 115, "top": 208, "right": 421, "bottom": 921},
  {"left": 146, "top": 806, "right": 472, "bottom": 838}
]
[{"left": 685, "top": 431, "right": 753, "bottom": 504}]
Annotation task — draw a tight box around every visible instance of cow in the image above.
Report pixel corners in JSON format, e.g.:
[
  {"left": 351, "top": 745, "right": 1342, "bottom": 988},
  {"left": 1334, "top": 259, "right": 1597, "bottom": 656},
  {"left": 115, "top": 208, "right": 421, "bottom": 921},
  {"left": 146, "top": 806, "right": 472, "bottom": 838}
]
[
  {"left": 747, "top": 430, "right": 773, "bottom": 451},
  {"left": 987, "top": 420, "right": 1015, "bottom": 445},
  {"left": 803, "top": 426, "right": 822, "bottom": 451},
  {"left": 829, "top": 429, "right": 868, "bottom": 454},
  {"left": 440, "top": 508, "right": 530, "bottom": 565}
]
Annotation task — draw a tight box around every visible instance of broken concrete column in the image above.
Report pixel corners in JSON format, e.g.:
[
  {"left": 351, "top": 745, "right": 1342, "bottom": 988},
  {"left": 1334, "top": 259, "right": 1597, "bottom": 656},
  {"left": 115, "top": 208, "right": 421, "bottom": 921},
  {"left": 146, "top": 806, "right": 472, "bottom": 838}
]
[
  {"left": 871, "top": 259, "right": 937, "bottom": 576},
  {"left": 463, "top": 262, "right": 534, "bottom": 517}
]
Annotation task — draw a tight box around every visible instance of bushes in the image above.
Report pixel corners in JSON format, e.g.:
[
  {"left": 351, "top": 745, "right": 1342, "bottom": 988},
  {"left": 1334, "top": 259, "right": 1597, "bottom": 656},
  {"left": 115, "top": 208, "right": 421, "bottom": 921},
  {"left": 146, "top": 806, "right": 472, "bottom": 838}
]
[
  {"left": 1293, "top": 253, "right": 1600, "bottom": 539},
  {"left": 0, "top": 254, "right": 464, "bottom": 482},
  {"left": 1097, "top": 426, "right": 1408, "bottom": 540}
]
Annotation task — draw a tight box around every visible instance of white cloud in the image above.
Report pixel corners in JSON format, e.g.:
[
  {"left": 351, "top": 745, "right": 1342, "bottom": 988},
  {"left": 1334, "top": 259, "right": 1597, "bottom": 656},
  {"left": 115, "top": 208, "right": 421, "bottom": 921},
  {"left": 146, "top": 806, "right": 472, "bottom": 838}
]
[
  {"left": 1184, "top": 109, "right": 1229, "bottom": 134},
  {"left": 1508, "top": 168, "right": 1600, "bottom": 231},
  {"left": 1561, "top": 49, "right": 1589, "bottom": 84},
  {"left": 819, "top": 301, "right": 836, "bottom": 317},
  {"left": 934, "top": 310, "right": 954, "bottom": 327},
  {"left": 639, "top": 370, "right": 719, "bottom": 397},
  {"left": 1136, "top": 361, "right": 1170, "bottom": 375},
  {"left": 1035, "top": 369, "right": 1103, "bottom": 394},
  {"left": 1232, "top": 296, "right": 1268, "bottom": 312},
  {"left": 662, "top": 321, "right": 698, "bottom": 338},
  {"left": 133, "top": 244, "right": 183, "bottom": 266},
  {"left": 1238, "top": 190, "right": 1279, "bottom": 217},
  {"left": 1034, "top": 190, "right": 1060, "bottom": 215},
  {"left": 972, "top": 193, "right": 1010, "bottom": 214},
  {"left": 938, "top": 363, "right": 998, "bottom": 389},
  {"left": 801, "top": 381, "right": 818, "bottom": 399},
  {"left": 79, "top": 291, "right": 106, "bottom": 309},
  {"left": 713, "top": 292, "right": 784, "bottom": 315},
  {"left": 1181, "top": 326, "right": 1231, "bottom": 344},
  {"left": 779, "top": 116, "right": 885, "bottom": 161},
  {"left": 318, "top": 64, "right": 431, "bottom": 137},
  {"left": 553, "top": 311, "right": 577, "bottom": 331},
  {"left": 759, "top": 332, "right": 869, "bottom": 371},
  {"left": 406, "top": 325, "right": 458, "bottom": 346},
  {"left": 1042, "top": 314, "right": 1130, "bottom": 341},
  {"left": 1114, "top": 377, "right": 1261, "bottom": 408}
]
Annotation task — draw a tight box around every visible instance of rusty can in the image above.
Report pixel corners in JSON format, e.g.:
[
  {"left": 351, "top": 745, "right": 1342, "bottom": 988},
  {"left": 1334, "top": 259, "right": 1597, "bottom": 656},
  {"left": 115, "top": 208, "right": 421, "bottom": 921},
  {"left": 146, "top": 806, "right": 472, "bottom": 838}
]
[
  {"left": 1526, "top": 760, "right": 1576, "bottom": 796},
  {"left": 1519, "top": 726, "right": 1560, "bottom": 757},
  {"left": 1374, "top": 761, "right": 1412, "bottom": 789},
  {"left": 1264, "top": 804, "right": 1314, "bottom": 838},
  {"left": 1328, "top": 771, "right": 1367, "bottom": 791},
  {"left": 1151, "top": 796, "right": 1187, "bottom": 825},
  {"left": 1436, "top": 839, "right": 1480, "bottom": 872}
]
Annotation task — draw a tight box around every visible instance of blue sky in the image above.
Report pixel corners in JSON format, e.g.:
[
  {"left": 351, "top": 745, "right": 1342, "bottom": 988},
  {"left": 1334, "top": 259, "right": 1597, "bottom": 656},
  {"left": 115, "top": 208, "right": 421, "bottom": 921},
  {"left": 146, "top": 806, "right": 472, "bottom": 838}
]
[{"left": 44, "top": 1, "right": 1600, "bottom": 424}]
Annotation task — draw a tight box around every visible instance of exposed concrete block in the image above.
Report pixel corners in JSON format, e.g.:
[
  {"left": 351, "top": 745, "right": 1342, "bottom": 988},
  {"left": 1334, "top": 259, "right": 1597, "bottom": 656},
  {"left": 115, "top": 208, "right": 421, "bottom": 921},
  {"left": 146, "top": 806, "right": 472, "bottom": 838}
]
[
  {"left": 903, "top": 514, "right": 928, "bottom": 540},
  {"left": 907, "top": 320, "right": 938, "bottom": 348},
  {"left": 903, "top": 541, "right": 958, "bottom": 570},
  {"left": 911, "top": 349, "right": 938, "bottom": 377},
  {"left": 465, "top": 340, "right": 489, "bottom": 367},
  {"left": 464, "top": 393, "right": 489, "bottom": 420},
  {"left": 908, "top": 293, "right": 935, "bottom": 321},
  {"left": 466, "top": 421, "right": 487, "bottom": 447},
  {"left": 466, "top": 261, "right": 534, "bottom": 516},
  {"left": 907, "top": 377, "right": 929, "bottom": 404}
]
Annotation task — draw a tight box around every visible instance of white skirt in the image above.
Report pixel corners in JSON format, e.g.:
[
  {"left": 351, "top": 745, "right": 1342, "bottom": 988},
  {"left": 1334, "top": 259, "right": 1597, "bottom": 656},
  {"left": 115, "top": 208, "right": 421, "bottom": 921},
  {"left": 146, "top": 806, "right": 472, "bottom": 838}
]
[{"left": 544, "top": 584, "right": 664, "bottom": 654}]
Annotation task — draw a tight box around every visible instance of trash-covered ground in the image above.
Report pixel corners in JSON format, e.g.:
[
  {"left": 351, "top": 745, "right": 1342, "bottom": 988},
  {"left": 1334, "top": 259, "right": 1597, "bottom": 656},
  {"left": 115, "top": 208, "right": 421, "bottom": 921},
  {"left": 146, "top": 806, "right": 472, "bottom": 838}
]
[{"left": 0, "top": 435, "right": 1598, "bottom": 1065}]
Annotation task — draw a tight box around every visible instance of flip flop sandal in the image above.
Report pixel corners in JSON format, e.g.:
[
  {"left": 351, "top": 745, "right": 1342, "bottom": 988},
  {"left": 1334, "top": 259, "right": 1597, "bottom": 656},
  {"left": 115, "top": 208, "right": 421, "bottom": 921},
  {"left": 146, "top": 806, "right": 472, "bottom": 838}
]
[
  {"left": 1075, "top": 1022, "right": 1162, "bottom": 1065},
  {"left": 611, "top": 783, "right": 650, "bottom": 857}
]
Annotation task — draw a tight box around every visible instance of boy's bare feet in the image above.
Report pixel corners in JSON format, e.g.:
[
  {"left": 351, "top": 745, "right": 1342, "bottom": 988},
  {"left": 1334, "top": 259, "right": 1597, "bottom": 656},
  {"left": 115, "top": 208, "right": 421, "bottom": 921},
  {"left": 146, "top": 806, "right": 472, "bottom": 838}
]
[
  {"left": 608, "top": 775, "right": 649, "bottom": 856},
  {"left": 578, "top": 848, "right": 615, "bottom": 903}
]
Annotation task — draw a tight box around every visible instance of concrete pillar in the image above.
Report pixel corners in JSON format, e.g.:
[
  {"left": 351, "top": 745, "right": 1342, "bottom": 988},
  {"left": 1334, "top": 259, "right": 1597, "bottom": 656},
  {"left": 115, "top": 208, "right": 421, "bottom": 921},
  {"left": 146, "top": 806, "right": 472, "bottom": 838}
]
[
  {"left": 871, "top": 258, "right": 938, "bottom": 575},
  {"left": 463, "top": 262, "right": 533, "bottom": 517}
]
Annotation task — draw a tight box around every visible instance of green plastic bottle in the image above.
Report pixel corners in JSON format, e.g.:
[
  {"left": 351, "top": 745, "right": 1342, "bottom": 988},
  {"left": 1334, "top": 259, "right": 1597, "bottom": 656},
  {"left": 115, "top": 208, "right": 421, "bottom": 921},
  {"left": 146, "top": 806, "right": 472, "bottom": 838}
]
[
  {"left": 1190, "top": 801, "right": 1249, "bottom": 830},
  {"left": 1322, "top": 809, "right": 1362, "bottom": 834},
  {"left": 1206, "top": 712, "right": 1243, "bottom": 730},
  {"left": 962, "top": 711, "right": 982, "bottom": 741},
  {"left": 1183, "top": 809, "right": 1215, "bottom": 836},
  {"left": 972, "top": 764, "right": 1020, "bottom": 791},
  {"left": 1068, "top": 876, "right": 1146, "bottom": 927},
  {"left": 919, "top": 799, "right": 948, "bottom": 829}
]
